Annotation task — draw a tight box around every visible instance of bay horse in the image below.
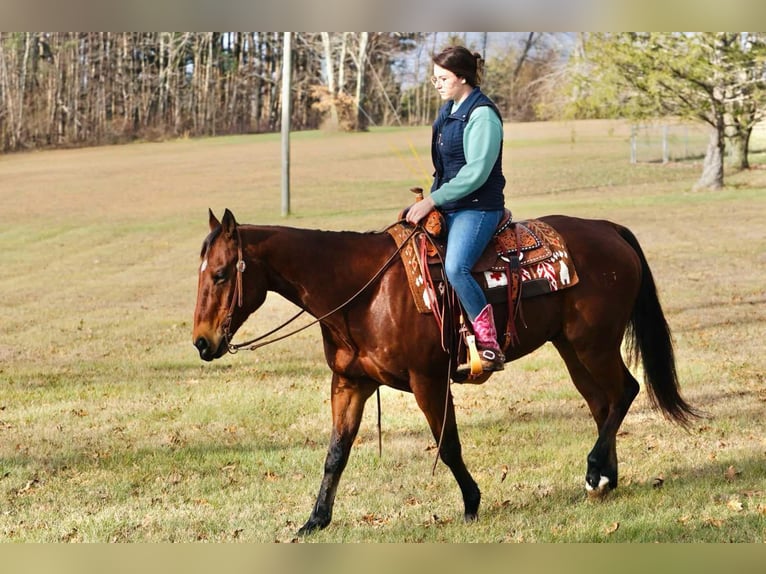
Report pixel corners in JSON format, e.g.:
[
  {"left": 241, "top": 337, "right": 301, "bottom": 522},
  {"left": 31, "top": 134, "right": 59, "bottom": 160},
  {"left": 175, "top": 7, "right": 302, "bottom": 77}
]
[{"left": 192, "top": 208, "right": 697, "bottom": 535}]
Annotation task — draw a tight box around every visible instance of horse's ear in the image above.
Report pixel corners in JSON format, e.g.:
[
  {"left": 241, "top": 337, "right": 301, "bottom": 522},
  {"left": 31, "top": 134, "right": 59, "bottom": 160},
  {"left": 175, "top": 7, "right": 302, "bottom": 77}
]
[
  {"left": 208, "top": 209, "right": 220, "bottom": 231},
  {"left": 221, "top": 208, "right": 238, "bottom": 239}
]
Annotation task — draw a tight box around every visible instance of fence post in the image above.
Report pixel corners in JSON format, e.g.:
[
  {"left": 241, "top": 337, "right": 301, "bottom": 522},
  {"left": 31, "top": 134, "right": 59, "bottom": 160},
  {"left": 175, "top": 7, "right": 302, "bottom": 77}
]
[
  {"left": 662, "top": 124, "right": 669, "bottom": 163},
  {"left": 630, "top": 125, "right": 637, "bottom": 164}
]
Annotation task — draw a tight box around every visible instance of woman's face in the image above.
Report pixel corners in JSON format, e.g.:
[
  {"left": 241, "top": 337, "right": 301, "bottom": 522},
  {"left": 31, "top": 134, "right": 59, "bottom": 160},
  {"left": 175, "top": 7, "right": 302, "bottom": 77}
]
[{"left": 431, "top": 64, "right": 470, "bottom": 102}]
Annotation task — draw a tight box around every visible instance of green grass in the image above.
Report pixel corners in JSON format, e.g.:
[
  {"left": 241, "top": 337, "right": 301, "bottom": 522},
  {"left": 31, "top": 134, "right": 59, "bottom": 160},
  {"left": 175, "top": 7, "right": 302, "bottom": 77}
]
[{"left": 1, "top": 120, "right": 764, "bottom": 542}]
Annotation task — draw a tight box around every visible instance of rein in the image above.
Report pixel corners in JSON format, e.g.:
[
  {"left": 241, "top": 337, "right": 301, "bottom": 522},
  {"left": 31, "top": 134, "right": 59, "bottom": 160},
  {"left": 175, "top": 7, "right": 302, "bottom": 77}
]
[
  {"left": 220, "top": 220, "right": 451, "bottom": 466},
  {"left": 223, "top": 222, "right": 419, "bottom": 354}
]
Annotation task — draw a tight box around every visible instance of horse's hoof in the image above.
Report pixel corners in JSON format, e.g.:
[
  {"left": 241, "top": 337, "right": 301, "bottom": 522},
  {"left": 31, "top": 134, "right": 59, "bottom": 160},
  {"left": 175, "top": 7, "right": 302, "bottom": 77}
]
[
  {"left": 464, "top": 511, "right": 479, "bottom": 523},
  {"left": 297, "top": 517, "right": 329, "bottom": 536},
  {"left": 585, "top": 475, "right": 611, "bottom": 499},
  {"left": 296, "top": 523, "right": 318, "bottom": 536}
]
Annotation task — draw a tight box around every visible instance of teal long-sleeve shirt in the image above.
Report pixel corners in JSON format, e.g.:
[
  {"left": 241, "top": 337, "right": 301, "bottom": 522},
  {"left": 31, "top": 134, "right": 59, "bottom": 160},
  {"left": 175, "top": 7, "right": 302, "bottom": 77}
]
[{"left": 429, "top": 103, "right": 504, "bottom": 208}]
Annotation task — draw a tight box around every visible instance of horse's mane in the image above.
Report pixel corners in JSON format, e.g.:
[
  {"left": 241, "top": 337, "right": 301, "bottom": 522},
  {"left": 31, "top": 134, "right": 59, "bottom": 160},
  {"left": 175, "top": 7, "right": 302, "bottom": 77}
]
[
  {"left": 200, "top": 222, "right": 390, "bottom": 261},
  {"left": 200, "top": 226, "right": 222, "bottom": 258}
]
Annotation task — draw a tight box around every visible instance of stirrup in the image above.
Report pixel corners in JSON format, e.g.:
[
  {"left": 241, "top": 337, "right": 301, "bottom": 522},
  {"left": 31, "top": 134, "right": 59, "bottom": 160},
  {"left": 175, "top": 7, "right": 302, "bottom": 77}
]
[{"left": 455, "top": 348, "right": 505, "bottom": 377}]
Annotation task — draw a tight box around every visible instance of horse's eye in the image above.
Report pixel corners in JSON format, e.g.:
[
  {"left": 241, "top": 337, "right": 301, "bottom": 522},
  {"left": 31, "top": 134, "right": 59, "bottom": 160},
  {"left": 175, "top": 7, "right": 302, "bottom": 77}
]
[{"left": 213, "top": 270, "right": 227, "bottom": 285}]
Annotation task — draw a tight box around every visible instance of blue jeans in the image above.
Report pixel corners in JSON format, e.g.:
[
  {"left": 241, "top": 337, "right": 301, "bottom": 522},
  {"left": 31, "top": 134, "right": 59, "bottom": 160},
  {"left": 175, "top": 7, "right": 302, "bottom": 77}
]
[{"left": 443, "top": 209, "right": 504, "bottom": 322}]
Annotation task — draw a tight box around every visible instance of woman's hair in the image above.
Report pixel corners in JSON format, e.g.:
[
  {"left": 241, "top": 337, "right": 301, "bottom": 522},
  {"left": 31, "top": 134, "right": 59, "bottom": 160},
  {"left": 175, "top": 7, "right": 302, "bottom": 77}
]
[{"left": 432, "top": 45, "right": 484, "bottom": 87}]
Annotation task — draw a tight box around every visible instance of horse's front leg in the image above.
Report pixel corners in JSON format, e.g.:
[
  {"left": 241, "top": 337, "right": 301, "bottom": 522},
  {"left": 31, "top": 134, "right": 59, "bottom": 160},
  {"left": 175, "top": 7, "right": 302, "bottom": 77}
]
[
  {"left": 298, "top": 373, "right": 376, "bottom": 535},
  {"left": 412, "top": 375, "right": 481, "bottom": 522}
]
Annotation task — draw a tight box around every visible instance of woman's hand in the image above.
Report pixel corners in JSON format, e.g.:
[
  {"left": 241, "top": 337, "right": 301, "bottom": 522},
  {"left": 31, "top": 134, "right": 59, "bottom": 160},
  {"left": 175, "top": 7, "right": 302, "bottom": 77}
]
[{"left": 405, "top": 195, "right": 436, "bottom": 225}]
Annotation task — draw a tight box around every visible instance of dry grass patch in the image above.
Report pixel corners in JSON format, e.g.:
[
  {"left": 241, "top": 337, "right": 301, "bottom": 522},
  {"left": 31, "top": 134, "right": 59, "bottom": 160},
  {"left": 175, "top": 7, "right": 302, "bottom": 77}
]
[{"left": 1, "top": 121, "right": 764, "bottom": 541}]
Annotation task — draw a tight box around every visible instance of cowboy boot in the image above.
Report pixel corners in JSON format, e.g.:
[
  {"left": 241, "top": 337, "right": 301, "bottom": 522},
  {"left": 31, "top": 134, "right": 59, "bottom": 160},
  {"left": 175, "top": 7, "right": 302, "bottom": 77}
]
[{"left": 471, "top": 304, "right": 505, "bottom": 371}]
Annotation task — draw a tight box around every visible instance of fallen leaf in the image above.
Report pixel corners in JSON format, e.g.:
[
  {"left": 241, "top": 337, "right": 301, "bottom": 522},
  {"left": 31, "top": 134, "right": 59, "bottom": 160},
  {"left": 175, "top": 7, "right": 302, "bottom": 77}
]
[
  {"left": 264, "top": 470, "right": 279, "bottom": 481},
  {"left": 16, "top": 477, "right": 40, "bottom": 496},
  {"left": 652, "top": 476, "right": 665, "bottom": 489},
  {"left": 404, "top": 496, "right": 421, "bottom": 506},
  {"left": 427, "top": 514, "right": 454, "bottom": 526},
  {"left": 727, "top": 498, "right": 744, "bottom": 512},
  {"left": 500, "top": 464, "right": 509, "bottom": 482},
  {"left": 605, "top": 522, "right": 620, "bottom": 534},
  {"left": 724, "top": 465, "right": 741, "bottom": 481},
  {"left": 361, "top": 513, "right": 389, "bottom": 527},
  {"left": 740, "top": 489, "right": 764, "bottom": 498},
  {"left": 703, "top": 517, "right": 724, "bottom": 528}
]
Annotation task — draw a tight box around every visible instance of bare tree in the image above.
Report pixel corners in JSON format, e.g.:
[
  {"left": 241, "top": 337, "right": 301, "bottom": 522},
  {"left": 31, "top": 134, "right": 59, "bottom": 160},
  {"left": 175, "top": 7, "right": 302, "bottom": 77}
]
[{"left": 0, "top": 32, "right": 496, "bottom": 152}]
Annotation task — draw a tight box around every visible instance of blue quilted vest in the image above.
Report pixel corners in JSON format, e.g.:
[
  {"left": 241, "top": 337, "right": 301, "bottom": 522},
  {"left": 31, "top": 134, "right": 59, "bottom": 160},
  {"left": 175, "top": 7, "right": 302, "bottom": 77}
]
[{"left": 430, "top": 87, "right": 505, "bottom": 213}]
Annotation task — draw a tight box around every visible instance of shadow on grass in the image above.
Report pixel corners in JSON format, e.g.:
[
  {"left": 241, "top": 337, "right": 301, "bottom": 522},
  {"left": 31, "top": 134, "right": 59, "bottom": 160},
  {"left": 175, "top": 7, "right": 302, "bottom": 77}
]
[
  {"left": 478, "top": 453, "right": 766, "bottom": 542},
  {"left": 2, "top": 394, "right": 762, "bottom": 542}
]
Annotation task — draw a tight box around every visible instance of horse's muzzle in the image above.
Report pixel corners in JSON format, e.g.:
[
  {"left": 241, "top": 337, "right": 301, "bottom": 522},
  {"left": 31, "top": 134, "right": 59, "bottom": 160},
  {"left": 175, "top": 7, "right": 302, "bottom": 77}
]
[{"left": 194, "top": 335, "right": 227, "bottom": 361}]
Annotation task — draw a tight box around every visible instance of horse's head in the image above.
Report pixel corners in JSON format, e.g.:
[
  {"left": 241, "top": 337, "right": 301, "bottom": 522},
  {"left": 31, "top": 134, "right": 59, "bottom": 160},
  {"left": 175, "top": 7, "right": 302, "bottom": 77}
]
[{"left": 192, "top": 209, "right": 266, "bottom": 361}]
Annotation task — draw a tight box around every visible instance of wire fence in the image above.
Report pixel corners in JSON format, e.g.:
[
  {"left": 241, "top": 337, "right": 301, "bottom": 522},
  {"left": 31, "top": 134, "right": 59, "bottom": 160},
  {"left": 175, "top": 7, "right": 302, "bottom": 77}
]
[
  {"left": 629, "top": 123, "right": 710, "bottom": 164},
  {"left": 630, "top": 121, "right": 766, "bottom": 164}
]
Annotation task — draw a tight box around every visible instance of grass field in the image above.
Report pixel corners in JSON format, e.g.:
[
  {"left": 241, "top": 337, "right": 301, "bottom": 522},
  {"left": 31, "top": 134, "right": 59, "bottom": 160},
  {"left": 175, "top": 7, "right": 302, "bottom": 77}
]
[{"left": 0, "top": 120, "right": 764, "bottom": 542}]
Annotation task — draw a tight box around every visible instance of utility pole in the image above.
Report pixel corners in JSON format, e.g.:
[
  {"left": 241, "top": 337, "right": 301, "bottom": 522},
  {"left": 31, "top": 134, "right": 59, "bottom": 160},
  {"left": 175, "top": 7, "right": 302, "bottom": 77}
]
[{"left": 281, "top": 32, "right": 292, "bottom": 217}]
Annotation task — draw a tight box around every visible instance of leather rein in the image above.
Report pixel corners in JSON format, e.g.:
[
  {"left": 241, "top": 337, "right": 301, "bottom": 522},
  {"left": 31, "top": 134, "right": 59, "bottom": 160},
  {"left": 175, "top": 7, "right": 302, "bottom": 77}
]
[
  {"left": 219, "top": 221, "right": 451, "bottom": 464},
  {"left": 221, "top": 222, "right": 418, "bottom": 354}
]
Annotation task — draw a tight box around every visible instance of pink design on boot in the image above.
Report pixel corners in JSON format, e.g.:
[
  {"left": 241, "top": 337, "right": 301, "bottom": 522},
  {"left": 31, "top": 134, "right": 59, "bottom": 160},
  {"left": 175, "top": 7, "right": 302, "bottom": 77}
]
[{"left": 471, "top": 304, "right": 505, "bottom": 371}]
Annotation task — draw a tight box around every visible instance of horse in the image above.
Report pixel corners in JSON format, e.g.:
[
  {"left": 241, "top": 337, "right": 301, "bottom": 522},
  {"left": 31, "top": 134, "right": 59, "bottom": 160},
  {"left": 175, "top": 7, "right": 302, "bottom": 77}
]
[{"left": 192, "top": 208, "right": 698, "bottom": 535}]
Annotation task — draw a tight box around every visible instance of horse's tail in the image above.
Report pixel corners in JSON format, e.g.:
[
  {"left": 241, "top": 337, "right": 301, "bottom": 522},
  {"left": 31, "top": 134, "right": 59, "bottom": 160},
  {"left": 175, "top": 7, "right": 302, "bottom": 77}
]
[{"left": 616, "top": 225, "right": 701, "bottom": 427}]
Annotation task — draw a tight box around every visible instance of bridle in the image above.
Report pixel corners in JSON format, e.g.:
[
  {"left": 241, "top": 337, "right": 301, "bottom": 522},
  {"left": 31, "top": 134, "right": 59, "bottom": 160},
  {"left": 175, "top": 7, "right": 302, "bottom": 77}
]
[{"left": 221, "top": 222, "right": 419, "bottom": 354}]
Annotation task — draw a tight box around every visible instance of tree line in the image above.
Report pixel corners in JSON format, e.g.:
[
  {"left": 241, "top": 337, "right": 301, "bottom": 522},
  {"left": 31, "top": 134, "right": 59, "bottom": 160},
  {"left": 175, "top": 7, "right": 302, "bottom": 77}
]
[
  {"left": 0, "top": 32, "right": 568, "bottom": 153},
  {"left": 0, "top": 32, "right": 388, "bottom": 150},
  {"left": 2, "top": 32, "right": 765, "bottom": 190}
]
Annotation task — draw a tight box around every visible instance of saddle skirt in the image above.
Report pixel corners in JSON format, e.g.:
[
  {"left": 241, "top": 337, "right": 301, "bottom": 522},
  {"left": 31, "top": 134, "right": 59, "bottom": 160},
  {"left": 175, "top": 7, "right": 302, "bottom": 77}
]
[{"left": 387, "top": 213, "right": 579, "bottom": 314}]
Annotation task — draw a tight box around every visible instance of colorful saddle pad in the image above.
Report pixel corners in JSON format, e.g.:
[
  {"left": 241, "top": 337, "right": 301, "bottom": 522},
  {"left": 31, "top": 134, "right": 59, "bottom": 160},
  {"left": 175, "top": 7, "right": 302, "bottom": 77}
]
[{"left": 388, "top": 217, "right": 579, "bottom": 314}]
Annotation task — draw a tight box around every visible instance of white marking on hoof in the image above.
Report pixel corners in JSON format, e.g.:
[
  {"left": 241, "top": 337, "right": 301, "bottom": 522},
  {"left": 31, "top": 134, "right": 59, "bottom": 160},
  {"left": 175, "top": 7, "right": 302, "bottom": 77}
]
[{"left": 585, "top": 475, "right": 610, "bottom": 492}]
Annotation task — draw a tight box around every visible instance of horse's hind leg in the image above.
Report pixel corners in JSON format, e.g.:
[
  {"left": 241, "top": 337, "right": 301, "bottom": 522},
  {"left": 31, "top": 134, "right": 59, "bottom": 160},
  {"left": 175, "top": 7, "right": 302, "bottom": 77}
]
[
  {"left": 298, "top": 373, "right": 376, "bottom": 535},
  {"left": 412, "top": 376, "right": 481, "bottom": 522},
  {"left": 553, "top": 337, "right": 639, "bottom": 495}
]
